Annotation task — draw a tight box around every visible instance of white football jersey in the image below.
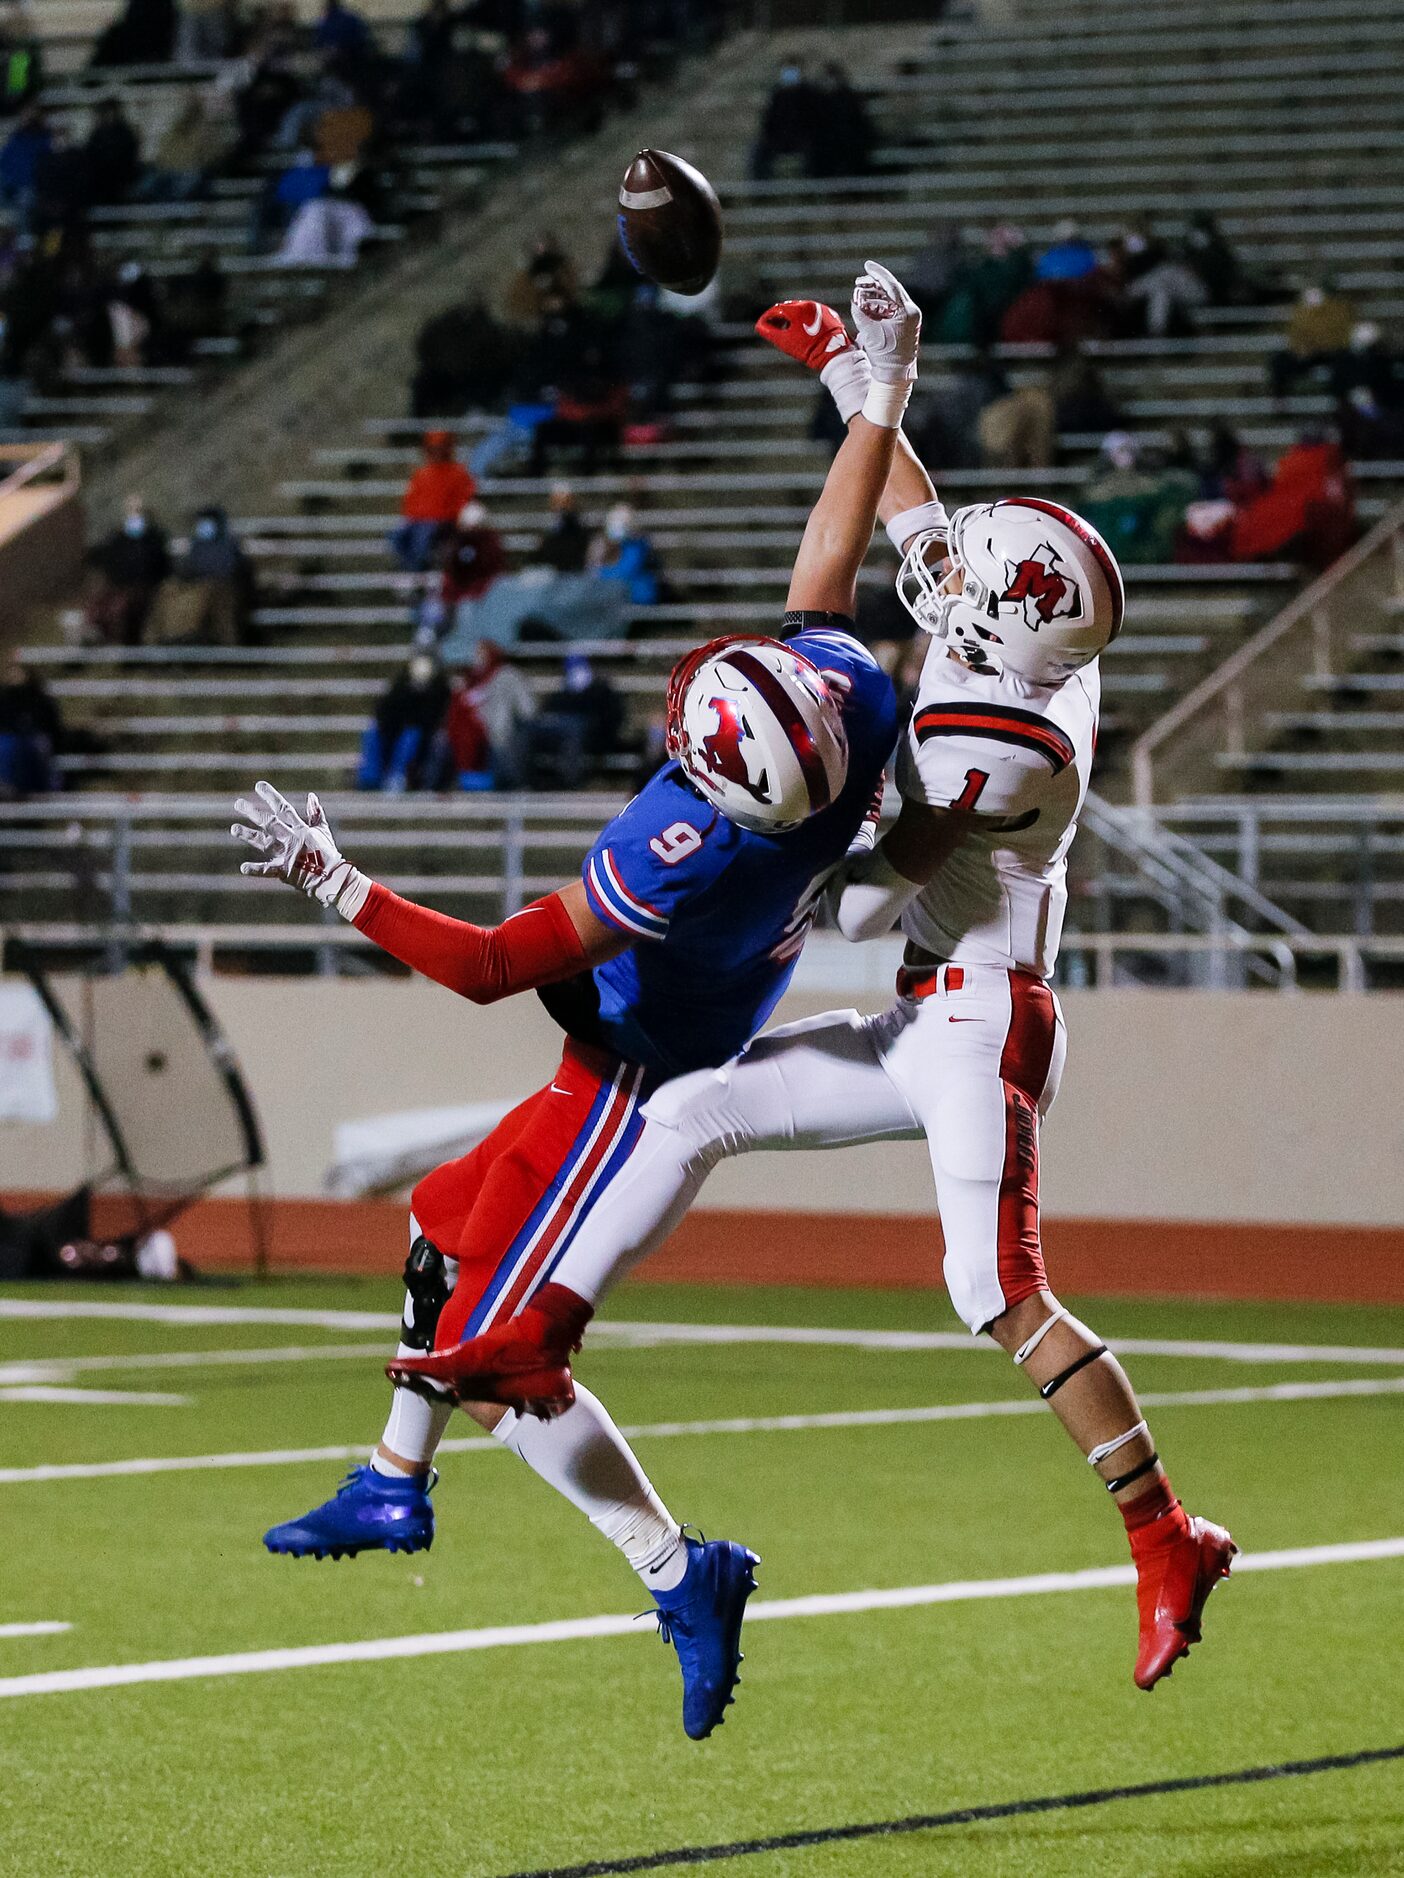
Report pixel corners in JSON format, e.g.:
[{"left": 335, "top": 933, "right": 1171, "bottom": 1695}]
[{"left": 894, "top": 639, "right": 1099, "bottom": 978}]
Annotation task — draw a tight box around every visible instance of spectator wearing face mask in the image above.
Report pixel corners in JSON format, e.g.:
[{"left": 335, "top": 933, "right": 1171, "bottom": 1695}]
[
  {"left": 84, "top": 493, "right": 170, "bottom": 643},
  {"left": 390, "top": 430, "right": 477, "bottom": 572},
  {"left": 1269, "top": 282, "right": 1356, "bottom": 400},
  {"left": 533, "top": 482, "right": 592, "bottom": 573},
  {"left": 1332, "top": 322, "right": 1404, "bottom": 460},
  {"left": 588, "top": 502, "right": 659, "bottom": 606},
  {"left": 1081, "top": 430, "right": 1197, "bottom": 565},
  {"left": 436, "top": 641, "right": 537, "bottom": 790},
  {"left": 357, "top": 650, "right": 450, "bottom": 791},
  {"left": 810, "top": 62, "right": 873, "bottom": 178},
  {"left": 0, "top": 652, "right": 60, "bottom": 796},
  {"left": 149, "top": 506, "right": 255, "bottom": 645},
  {"left": 418, "top": 498, "right": 509, "bottom": 639}
]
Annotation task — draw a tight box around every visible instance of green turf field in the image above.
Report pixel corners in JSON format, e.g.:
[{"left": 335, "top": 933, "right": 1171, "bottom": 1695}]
[{"left": 1, "top": 1277, "right": 1401, "bottom": 1878}]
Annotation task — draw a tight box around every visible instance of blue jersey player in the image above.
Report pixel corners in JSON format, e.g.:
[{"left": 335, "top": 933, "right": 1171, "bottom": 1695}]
[{"left": 234, "top": 260, "right": 922, "bottom": 1739}]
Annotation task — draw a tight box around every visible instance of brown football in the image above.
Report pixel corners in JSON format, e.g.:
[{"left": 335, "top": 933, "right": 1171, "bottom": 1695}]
[{"left": 617, "top": 148, "right": 722, "bottom": 296}]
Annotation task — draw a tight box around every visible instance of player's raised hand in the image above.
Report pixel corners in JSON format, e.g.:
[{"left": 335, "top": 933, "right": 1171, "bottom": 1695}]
[
  {"left": 231, "top": 781, "right": 366, "bottom": 913},
  {"left": 851, "top": 261, "right": 921, "bottom": 384},
  {"left": 754, "top": 300, "right": 854, "bottom": 371}
]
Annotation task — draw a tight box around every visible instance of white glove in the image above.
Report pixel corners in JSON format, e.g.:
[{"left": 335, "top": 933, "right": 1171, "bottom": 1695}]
[
  {"left": 851, "top": 260, "right": 921, "bottom": 386},
  {"left": 231, "top": 781, "right": 370, "bottom": 918}
]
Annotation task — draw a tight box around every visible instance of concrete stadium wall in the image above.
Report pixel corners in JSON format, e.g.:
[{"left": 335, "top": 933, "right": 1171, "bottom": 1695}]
[{"left": 3, "top": 965, "right": 1402, "bottom": 1301}]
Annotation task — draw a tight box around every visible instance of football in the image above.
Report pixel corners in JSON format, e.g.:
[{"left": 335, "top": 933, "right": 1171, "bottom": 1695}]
[{"left": 617, "top": 148, "right": 722, "bottom": 295}]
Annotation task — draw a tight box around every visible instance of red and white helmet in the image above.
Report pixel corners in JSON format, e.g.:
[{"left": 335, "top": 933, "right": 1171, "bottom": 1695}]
[
  {"left": 897, "top": 497, "right": 1124, "bottom": 686},
  {"left": 665, "top": 635, "right": 848, "bottom": 833}
]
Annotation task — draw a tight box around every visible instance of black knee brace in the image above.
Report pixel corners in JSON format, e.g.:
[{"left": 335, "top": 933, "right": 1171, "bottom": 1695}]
[{"left": 399, "top": 1236, "right": 451, "bottom": 1352}]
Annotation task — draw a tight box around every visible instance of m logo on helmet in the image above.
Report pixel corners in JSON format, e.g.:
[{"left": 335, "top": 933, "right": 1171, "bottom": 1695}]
[
  {"left": 701, "top": 696, "right": 771, "bottom": 804},
  {"left": 1000, "top": 547, "right": 1084, "bottom": 630}
]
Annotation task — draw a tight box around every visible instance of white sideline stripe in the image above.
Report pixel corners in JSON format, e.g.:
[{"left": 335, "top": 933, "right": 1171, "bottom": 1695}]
[
  {"left": 1, "top": 1538, "right": 1399, "bottom": 1702},
  {"left": 2, "top": 1376, "right": 1399, "bottom": 1485},
  {"left": 0, "top": 1622, "right": 70, "bottom": 1639},
  {"left": 5, "top": 1301, "right": 1404, "bottom": 1368},
  {"left": 0, "top": 1387, "right": 190, "bottom": 1406},
  {"left": 0, "top": 1343, "right": 392, "bottom": 1385}
]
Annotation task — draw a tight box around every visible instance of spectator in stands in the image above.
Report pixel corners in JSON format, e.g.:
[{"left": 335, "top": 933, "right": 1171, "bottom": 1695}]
[
  {"left": 357, "top": 648, "right": 450, "bottom": 791},
  {"left": 33, "top": 122, "right": 90, "bottom": 233},
  {"left": 750, "top": 56, "right": 822, "bottom": 180},
  {"left": 1332, "top": 322, "right": 1404, "bottom": 460},
  {"left": 84, "top": 493, "right": 170, "bottom": 644},
  {"left": 249, "top": 146, "right": 326, "bottom": 250},
  {"left": 1050, "top": 350, "right": 1121, "bottom": 436},
  {"left": 106, "top": 259, "right": 164, "bottom": 366},
  {"left": 149, "top": 506, "right": 255, "bottom": 645},
  {"left": 500, "top": 24, "right": 607, "bottom": 139},
  {"left": 0, "top": 7, "right": 42, "bottom": 118},
  {"left": 92, "top": 0, "right": 177, "bottom": 65},
  {"left": 437, "top": 641, "right": 536, "bottom": 790},
  {"left": 391, "top": 429, "right": 476, "bottom": 571},
  {"left": 1081, "top": 430, "right": 1196, "bottom": 566},
  {"left": 138, "top": 87, "right": 236, "bottom": 199},
  {"left": 588, "top": 502, "right": 658, "bottom": 605},
  {"left": 1125, "top": 241, "right": 1207, "bottom": 339},
  {"left": 809, "top": 61, "right": 873, "bottom": 178},
  {"left": 163, "top": 249, "right": 228, "bottom": 356},
  {"left": 533, "top": 481, "right": 592, "bottom": 573},
  {"left": 314, "top": 0, "right": 375, "bottom": 72},
  {"left": 978, "top": 375, "right": 1055, "bottom": 471},
  {"left": 410, "top": 297, "right": 513, "bottom": 416},
  {"left": 1196, "top": 420, "right": 1269, "bottom": 506},
  {"left": 505, "top": 233, "right": 578, "bottom": 328},
  {"left": 0, "top": 651, "right": 59, "bottom": 797},
  {"left": 1269, "top": 281, "right": 1356, "bottom": 400},
  {"left": 528, "top": 339, "right": 628, "bottom": 475},
  {"left": 1230, "top": 431, "right": 1356, "bottom": 570},
  {"left": 277, "top": 168, "right": 374, "bottom": 264},
  {"left": 419, "top": 497, "right": 508, "bottom": 639},
  {"left": 84, "top": 97, "right": 143, "bottom": 206},
  {"left": 1184, "top": 211, "right": 1249, "bottom": 307},
  {"left": 1034, "top": 219, "right": 1098, "bottom": 284},
  {"left": 526, "top": 653, "right": 623, "bottom": 786},
  {"left": 0, "top": 105, "right": 49, "bottom": 225}
]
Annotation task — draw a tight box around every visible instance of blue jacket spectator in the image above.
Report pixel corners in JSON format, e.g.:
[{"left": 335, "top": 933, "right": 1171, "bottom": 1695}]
[
  {"left": 589, "top": 503, "right": 659, "bottom": 606},
  {"left": 315, "top": 0, "right": 373, "bottom": 62},
  {"left": 0, "top": 108, "right": 50, "bottom": 202},
  {"left": 1034, "top": 219, "right": 1098, "bottom": 284},
  {"left": 0, "top": 654, "right": 60, "bottom": 796}
]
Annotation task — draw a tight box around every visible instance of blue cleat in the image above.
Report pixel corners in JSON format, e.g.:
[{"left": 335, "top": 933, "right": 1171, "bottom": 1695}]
[
  {"left": 651, "top": 1536, "right": 760, "bottom": 1740},
  {"left": 262, "top": 1465, "right": 436, "bottom": 1560}
]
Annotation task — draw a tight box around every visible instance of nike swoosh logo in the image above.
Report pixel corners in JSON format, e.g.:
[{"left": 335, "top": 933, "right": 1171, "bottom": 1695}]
[
  {"left": 803, "top": 308, "right": 823, "bottom": 335},
  {"left": 549, "top": 1082, "right": 570, "bottom": 1094}
]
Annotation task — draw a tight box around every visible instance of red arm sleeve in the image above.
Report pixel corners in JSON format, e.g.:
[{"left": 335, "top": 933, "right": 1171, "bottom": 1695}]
[{"left": 352, "top": 883, "right": 589, "bottom": 1004}]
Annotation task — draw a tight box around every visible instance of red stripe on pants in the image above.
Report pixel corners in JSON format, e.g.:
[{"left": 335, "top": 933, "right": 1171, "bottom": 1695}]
[{"left": 994, "top": 972, "right": 1057, "bottom": 1313}]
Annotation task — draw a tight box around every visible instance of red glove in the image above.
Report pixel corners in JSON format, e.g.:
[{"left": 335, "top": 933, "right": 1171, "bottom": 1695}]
[{"left": 755, "top": 300, "right": 855, "bottom": 371}]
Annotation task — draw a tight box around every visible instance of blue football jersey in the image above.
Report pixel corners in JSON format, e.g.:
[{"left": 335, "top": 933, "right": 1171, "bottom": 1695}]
[{"left": 564, "top": 629, "right": 897, "bottom": 1081}]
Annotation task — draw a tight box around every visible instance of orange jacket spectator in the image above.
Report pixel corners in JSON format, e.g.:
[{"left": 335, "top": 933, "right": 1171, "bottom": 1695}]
[
  {"left": 401, "top": 431, "right": 476, "bottom": 524},
  {"left": 1230, "top": 439, "right": 1355, "bottom": 568}
]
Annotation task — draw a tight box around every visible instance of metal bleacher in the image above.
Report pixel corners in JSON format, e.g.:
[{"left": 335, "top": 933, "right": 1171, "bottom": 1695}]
[{"left": 9, "top": 0, "right": 1404, "bottom": 961}]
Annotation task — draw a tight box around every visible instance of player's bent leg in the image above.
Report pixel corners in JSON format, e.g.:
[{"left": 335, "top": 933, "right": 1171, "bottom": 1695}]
[{"left": 486, "top": 1383, "right": 759, "bottom": 1738}]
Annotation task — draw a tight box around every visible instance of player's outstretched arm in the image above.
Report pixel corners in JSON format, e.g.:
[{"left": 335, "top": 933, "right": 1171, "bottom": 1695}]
[
  {"left": 784, "top": 262, "right": 919, "bottom": 618},
  {"left": 231, "top": 782, "right": 627, "bottom": 1002}
]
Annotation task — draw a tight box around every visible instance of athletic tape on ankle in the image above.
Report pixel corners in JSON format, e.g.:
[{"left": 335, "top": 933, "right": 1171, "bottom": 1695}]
[
  {"left": 1107, "top": 1451, "right": 1160, "bottom": 1495},
  {"left": 1013, "top": 1308, "right": 1068, "bottom": 1367},
  {"left": 1040, "top": 1345, "right": 1109, "bottom": 1399},
  {"left": 1087, "top": 1420, "right": 1149, "bottom": 1469}
]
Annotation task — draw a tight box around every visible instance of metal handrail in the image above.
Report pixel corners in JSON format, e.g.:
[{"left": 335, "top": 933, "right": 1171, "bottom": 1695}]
[{"left": 1131, "top": 498, "right": 1404, "bottom": 805}]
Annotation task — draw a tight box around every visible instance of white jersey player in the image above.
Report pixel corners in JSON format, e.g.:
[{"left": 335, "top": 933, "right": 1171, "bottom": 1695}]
[{"left": 410, "top": 287, "right": 1237, "bottom": 1696}]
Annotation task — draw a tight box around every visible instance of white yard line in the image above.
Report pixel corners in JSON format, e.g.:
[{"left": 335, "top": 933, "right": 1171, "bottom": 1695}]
[
  {"left": 1, "top": 1537, "right": 1399, "bottom": 1702},
  {"left": 5, "top": 1307, "right": 1404, "bottom": 1368},
  {"left": 0, "top": 1388, "right": 190, "bottom": 1407},
  {"left": 0, "top": 1622, "right": 70, "bottom": 1639},
  {"left": 2, "top": 1376, "right": 1400, "bottom": 1485},
  {"left": 0, "top": 1344, "right": 392, "bottom": 1386}
]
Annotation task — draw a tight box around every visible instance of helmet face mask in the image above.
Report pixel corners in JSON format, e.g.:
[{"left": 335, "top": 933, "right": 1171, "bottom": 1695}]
[
  {"left": 665, "top": 634, "right": 849, "bottom": 834},
  {"left": 897, "top": 500, "right": 1123, "bottom": 687}
]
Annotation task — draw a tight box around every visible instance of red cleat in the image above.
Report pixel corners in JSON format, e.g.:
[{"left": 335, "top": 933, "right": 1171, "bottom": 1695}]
[
  {"left": 386, "top": 1283, "right": 591, "bottom": 1421},
  {"left": 1132, "top": 1513, "right": 1237, "bottom": 1690}
]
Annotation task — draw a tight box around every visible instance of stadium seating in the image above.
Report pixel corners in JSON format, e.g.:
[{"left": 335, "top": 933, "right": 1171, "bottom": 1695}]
[{"left": 9, "top": 0, "right": 1404, "bottom": 950}]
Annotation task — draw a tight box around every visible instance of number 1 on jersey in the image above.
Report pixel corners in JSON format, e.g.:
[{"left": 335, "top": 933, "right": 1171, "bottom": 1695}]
[{"left": 952, "top": 768, "right": 989, "bottom": 812}]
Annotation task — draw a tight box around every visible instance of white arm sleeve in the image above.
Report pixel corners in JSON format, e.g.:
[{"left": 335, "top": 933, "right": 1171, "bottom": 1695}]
[{"left": 834, "top": 846, "right": 924, "bottom": 943}]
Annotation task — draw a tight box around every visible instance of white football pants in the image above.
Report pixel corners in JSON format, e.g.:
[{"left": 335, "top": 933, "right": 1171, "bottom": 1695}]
[{"left": 552, "top": 963, "right": 1066, "bottom": 1332}]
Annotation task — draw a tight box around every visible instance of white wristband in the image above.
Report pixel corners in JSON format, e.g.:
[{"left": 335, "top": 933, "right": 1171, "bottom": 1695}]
[
  {"left": 886, "top": 498, "right": 950, "bottom": 557},
  {"left": 861, "top": 379, "right": 912, "bottom": 429},
  {"left": 819, "top": 348, "right": 871, "bottom": 424}
]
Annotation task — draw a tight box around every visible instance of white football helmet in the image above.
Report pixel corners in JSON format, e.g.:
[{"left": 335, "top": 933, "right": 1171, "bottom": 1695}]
[
  {"left": 897, "top": 497, "right": 1124, "bottom": 685},
  {"left": 665, "top": 635, "right": 848, "bottom": 833}
]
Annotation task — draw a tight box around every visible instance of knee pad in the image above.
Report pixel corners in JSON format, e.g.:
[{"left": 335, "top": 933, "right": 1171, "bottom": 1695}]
[{"left": 400, "top": 1235, "right": 452, "bottom": 1352}]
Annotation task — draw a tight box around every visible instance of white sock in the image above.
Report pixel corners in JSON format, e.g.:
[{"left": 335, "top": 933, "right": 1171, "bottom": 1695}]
[
  {"left": 370, "top": 1218, "right": 457, "bottom": 1478},
  {"left": 493, "top": 1383, "right": 688, "bottom": 1592}
]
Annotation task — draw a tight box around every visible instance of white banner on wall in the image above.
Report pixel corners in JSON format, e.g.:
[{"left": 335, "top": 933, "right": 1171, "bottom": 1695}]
[{"left": 0, "top": 984, "right": 57, "bottom": 1125}]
